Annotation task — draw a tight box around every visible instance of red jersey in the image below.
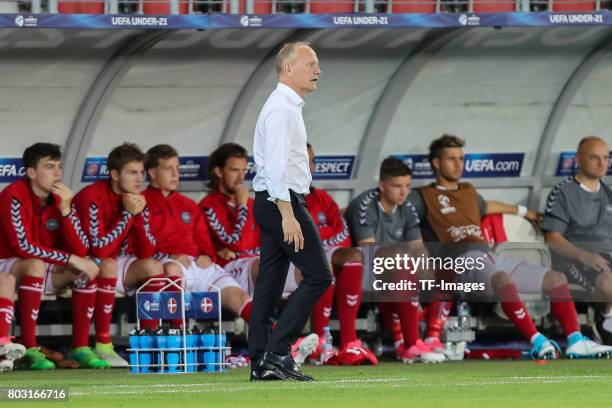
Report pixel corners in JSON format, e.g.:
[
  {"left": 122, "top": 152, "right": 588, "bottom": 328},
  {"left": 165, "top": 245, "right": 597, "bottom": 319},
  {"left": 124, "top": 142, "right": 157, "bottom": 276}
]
[
  {"left": 0, "top": 178, "right": 89, "bottom": 266},
  {"left": 306, "top": 187, "right": 350, "bottom": 248},
  {"left": 199, "top": 190, "right": 260, "bottom": 266},
  {"left": 74, "top": 180, "right": 156, "bottom": 259},
  {"left": 143, "top": 187, "right": 216, "bottom": 261}
]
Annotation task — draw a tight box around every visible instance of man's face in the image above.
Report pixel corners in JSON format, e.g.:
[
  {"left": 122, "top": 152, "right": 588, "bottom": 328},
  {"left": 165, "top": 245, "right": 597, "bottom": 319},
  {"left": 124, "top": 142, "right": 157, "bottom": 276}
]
[
  {"left": 308, "top": 146, "right": 315, "bottom": 175},
  {"left": 28, "top": 157, "right": 62, "bottom": 193},
  {"left": 150, "top": 156, "right": 180, "bottom": 192},
  {"left": 379, "top": 175, "right": 411, "bottom": 206},
  {"left": 216, "top": 156, "right": 248, "bottom": 195},
  {"left": 577, "top": 139, "right": 609, "bottom": 179},
  {"left": 433, "top": 147, "right": 464, "bottom": 182},
  {"left": 288, "top": 46, "right": 321, "bottom": 95},
  {"left": 112, "top": 161, "right": 144, "bottom": 194}
]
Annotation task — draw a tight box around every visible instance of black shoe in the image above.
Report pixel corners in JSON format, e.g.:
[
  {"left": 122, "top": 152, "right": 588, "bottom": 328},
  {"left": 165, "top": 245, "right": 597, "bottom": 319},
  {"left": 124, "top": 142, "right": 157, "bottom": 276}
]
[
  {"left": 595, "top": 312, "right": 612, "bottom": 346},
  {"left": 260, "top": 351, "right": 314, "bottom": 381},
  {"left": 250, "top": 359, "right": 287, "bottom": 381}
]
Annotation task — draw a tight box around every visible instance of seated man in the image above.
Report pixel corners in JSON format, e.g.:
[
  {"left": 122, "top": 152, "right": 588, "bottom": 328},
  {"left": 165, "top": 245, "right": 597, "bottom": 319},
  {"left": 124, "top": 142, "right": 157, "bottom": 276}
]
[
  {"left": 344, "top": 158, "right": 446, "bottom": 364},
  {"left": 542, "top": 136, "right": 612, "bottom": 345},
  {"left": 143, "top": 144, "right": 252, "bottom": 327},
  {"left": 303, "top": 143, "right": 377, "bottom": 365},
  {"left": 0, "top": 143, "right": 103, "bottom": 370},
  {"left": 408, "top": 134, "right": 612, "bottom": 359},
  {"left": 75, "top": 143, "right": 166, "bottom": 366}
]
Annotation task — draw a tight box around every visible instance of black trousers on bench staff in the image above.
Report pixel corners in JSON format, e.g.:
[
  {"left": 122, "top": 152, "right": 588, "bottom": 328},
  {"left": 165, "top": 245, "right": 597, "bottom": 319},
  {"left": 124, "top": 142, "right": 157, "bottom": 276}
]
[{"left": 249, "top": 190, "right": 332, "bottom": 359}]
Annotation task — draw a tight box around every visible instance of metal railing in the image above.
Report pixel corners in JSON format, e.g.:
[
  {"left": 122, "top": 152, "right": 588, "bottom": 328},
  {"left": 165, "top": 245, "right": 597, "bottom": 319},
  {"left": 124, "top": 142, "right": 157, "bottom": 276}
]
[{"left": 0, "top": 0, "right": 605, "bottom": 14}]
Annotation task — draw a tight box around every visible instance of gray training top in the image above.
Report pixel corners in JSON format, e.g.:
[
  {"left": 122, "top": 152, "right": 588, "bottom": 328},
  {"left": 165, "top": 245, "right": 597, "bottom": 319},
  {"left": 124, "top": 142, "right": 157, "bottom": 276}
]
[
  {"left": 344, "top": 188, "right": 422, "bottom": 246},
  {"left": 541, "top": 176, "right": 612, "bottom": 246}
]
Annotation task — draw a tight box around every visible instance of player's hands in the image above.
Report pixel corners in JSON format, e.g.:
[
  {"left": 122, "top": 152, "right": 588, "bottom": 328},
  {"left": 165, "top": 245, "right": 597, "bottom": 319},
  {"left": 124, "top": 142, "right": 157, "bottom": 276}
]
[
  {"left": 195, "top": 255, "right": 213, "bottom": 269},
  {"left": 217, "top": 248, "right": 236, "bottom": 261},
  {"left": 579, "top": 251, "right": 611, "bottom": 274},
  {"left": 235, "top": 184, "right": 249, "bottom": 207},
  {"left": 51, "top": 182, "right": 74, "bottom": 217},
  {"left": 282, "top": 216, "right": 304, "bottom": 252},
  {"left": 171, "top": 254, "right": 192, "bottom": 269},
  {"left": 122, "top": 193, "right": 146, "bottom": 215},
  {"left": 68, "top": 255, "right": 100, "bottom": 280},
  {"left": 525, "top": 209, "right": 542, "bottom": 227}
]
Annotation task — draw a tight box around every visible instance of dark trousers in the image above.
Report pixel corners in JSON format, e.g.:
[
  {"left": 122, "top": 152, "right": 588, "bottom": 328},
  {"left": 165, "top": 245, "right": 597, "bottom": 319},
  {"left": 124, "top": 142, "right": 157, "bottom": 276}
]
[{"left": 248, "top": 190, "right": 332, "bottom": 358}]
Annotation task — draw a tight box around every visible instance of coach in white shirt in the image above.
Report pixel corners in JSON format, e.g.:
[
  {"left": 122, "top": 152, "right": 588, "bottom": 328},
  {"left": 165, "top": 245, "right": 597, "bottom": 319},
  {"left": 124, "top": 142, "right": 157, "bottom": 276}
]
[{"left": 249, "top": 42, "right": 331, "bottom": 382}]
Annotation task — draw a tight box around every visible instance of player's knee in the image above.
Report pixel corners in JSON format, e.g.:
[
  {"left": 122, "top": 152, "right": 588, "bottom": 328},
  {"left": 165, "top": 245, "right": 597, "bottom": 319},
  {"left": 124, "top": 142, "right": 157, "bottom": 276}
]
[
  {"left": 99, "top": 258, "right": 118, "bottom": 278},
  {"left": 23, "top": 259, "right": 46, "bottom": 278},
  {"left": 0, "top": 273, "right": 16, "bottom": 288},
  {"left": 547, "top": 269, "right": 567, "bottom": 287},
  {"left": 142, "top": 259, "right": 163, "bottom": 277},
  {"left": 491, "top": 271, "right": 511, "bottom": 291},
  {"left": 596, "top": 272, "right": 612, "bottom": 297},
  {"left": 164, "top": 262, "right": 182, "bottom": 278}
]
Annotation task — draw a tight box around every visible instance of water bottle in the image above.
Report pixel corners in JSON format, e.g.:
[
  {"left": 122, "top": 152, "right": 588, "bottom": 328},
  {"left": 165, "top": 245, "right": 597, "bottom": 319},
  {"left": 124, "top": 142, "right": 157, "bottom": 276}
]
[
  {"left": 74, "top": 258, "right": 100, "bottom": 289},
  {"left": 457, "top": 302, "right": 470, "bottom": 330},
  {"left": 320, "top": 326, "right": 333, "bottom": 365},
  {"left": 129, "top": 328, "right": 140, "bottom": 373}
]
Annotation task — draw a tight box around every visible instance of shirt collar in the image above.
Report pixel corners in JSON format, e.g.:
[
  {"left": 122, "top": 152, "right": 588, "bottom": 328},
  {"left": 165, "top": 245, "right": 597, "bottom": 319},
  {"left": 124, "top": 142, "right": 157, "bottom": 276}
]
[
  {"left": 377, "top": 200, "right": 397, "bottom": 215},
  {"left": 276, "top": 82, "right": 305, "bottom": 108}
]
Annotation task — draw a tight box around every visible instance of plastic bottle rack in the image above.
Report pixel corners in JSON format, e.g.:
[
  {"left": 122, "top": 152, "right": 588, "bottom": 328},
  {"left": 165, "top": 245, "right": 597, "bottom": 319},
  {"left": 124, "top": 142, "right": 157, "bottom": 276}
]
[{"left": 128, "top": 331, "right": 230, "bottom": 373}]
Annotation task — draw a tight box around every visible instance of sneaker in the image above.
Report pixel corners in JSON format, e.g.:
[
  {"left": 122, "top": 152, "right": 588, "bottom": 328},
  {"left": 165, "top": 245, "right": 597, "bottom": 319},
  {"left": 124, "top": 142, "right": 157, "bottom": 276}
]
[
  {"left": 95, "top": 342, "right": 129, "bottom": 368},
  {"left": 566, "top": 333, "right": 612, "bottom": 359},
  {"left": 400, "top": 339, "right": 446, "bottom": 364},
  {"left": 0, "top": 358, "right": 14, "bottom": 372},
  {"left": 0, "top": 337, "right": 26, "bottom": 361},
  {"left": 72, "top": 347, "right": 111, "bottom": 369},
  {"left": 19, "top": 347, "right": 55, "bottom": 370},
  {"left": 530, "top": 333, "right": 558, "bottom": 360},
  {"left": 334, "top": 340, "right": 378, "bottom": 366},
  {"left": 424, "top": 337, "right": 450, "bottom": 357},
  {"left": 226, "top": 354, "right": 249, "bottom": 369},
  {"left": 594, "top": 312, "right": 612, "bottom": 346},
  {"left": 291, "top": 333, "right": 319, "bottom": 366}
]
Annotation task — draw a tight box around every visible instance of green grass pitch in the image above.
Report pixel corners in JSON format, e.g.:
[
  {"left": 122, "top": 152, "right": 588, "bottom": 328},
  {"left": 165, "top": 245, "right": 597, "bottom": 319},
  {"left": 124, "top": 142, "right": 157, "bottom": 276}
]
[{"left": 2, "top": 360, "right": 611, "bottom": 407}]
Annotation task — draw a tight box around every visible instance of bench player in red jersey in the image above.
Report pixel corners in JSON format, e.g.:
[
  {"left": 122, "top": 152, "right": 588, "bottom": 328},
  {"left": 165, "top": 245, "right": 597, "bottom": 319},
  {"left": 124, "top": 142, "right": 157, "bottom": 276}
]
[
  {"left": 74, "top": 143, "right": 169, "bottom": 367},
  {"left": 0, "top": 143, "right": 103, "bottom": 370}
]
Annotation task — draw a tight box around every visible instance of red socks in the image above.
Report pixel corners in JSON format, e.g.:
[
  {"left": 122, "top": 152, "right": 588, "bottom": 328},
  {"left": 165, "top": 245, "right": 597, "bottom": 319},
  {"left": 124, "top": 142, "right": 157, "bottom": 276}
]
[
  {"left": 335, "top": 262, "right": 362, "bottom": 347},
  {"left": 548, "top": 283, "right": 580, "bottom": 336},
  {"left": 311, "top": 283, "right": 334, "bottom": 337},
  {"left": 395, "top": 300, "right": 420, "bottom": 348},
  {"left": 72, "top": 279, "right": 97, "bottom": 348},
  {"left": 426, "top": 301, "right": 453, "bottom": 339},
  {"left": 0, "top": 297, "right": 14, "bottom": 338},
  {"left": 18, "top": 275, "right": 44, "bottom": 348},
  {"left": 498, "top": 283, "right": 538, "bottom": 340},
  {"left": 239, "top": 299, "right": 252, "bottom": 322},
  {"left": 94, "top": 277, "right": 117, "bottom": 344},
  {"left": 379, "top": 302, "right": 404, "bottom": 347}
]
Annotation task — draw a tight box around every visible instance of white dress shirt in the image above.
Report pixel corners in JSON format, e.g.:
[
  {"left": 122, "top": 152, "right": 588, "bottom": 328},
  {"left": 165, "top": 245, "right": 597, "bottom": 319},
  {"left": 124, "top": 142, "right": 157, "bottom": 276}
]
[{"left": 252, "top": 82, "right": 312, "bottom": 202}]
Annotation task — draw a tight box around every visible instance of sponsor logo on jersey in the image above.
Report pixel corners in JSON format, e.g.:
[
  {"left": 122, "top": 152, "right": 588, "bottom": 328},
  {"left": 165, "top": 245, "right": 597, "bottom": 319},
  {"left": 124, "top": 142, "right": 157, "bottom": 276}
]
[
  {"left": 181, "top": 211, "right": 192, "bottom": 224},
  {"left": 46, "top": 218, "right": 59, "bottom": 231},
  {"left": 447, "top": 225, "right": 482, "bottom": 242},
  {"left": 438, "top": 194, "right": 456, "bottom": 215}
]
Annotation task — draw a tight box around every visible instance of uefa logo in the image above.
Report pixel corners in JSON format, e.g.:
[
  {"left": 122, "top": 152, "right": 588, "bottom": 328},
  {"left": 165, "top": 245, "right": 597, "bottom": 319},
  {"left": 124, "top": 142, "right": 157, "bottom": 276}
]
[
  {"left": 144, "top": 300, "right": 151, "bottom": 311},
  {"left": 240, "top": 15, "right": 250, "bottom": 27},
  {"left": 14, "top": 15, "right": 24, "bottom": 27},
  {"left": 458, "top": 14, "right": 468, "bottom": 26}
]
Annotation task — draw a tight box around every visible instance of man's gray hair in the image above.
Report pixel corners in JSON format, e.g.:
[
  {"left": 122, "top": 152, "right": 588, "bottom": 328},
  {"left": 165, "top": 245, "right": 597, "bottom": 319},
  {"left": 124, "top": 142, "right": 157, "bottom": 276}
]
[{"left": 275, "top": 41, "right": 311, "bottom": 75}]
